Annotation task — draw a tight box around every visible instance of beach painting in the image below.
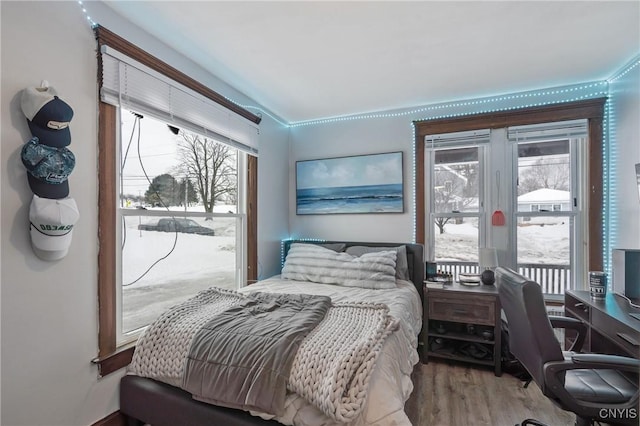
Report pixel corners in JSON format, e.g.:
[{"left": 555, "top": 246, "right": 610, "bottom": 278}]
[{"left": 296, "top": 151, "right": 404, "bottom": 215}]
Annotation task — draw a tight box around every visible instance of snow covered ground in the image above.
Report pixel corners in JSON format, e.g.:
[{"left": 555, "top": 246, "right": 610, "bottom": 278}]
[
  {"left": 435, "top": 218, "right": 569, "bottom": 264},
  {"left": 122, "top": 210, "right": 570, "bottom": 334},
  {"left": 121, "top": 207, "right": 239, "bottom": 333}
]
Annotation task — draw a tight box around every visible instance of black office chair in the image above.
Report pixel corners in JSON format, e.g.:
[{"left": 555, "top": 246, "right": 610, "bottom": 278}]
[{"left": 495, "top": 267, "right": 639, "bottom": 426}]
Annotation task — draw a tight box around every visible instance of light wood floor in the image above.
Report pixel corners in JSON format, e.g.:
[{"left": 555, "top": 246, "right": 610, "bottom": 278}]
[{"left": 405, "top": 360, "right": 576, "bottom": 426}]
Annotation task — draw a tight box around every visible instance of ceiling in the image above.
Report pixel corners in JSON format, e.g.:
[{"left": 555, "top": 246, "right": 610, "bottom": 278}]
[{"left": 103, "top": 1, "right": 639, "bottom": 124}]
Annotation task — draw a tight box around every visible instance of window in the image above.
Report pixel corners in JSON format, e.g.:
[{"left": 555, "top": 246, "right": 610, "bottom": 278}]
[
  {"left": 424, "top": 122, "right": 585, "bottom": 296},
  {"left": 415, "top": 99, "right": 605, "bottom": 298},
  {"left": 94, "top": 26, "right": 261, "bottom": 375},
  {"left": 511, "top": 120, "right": 587, "bottom": 296},
  {"left": 424, "top": 131, "right": 487, "bottom": 279},
  {"left": 118, "top": 111, "right": 245, "bottom": 341}
]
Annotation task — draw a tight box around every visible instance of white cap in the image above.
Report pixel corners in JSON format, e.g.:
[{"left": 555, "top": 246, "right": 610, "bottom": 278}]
[
  {"left": 20, "top": 86, "right": 59, "bottom": 121},
  {"left": 29, "top": 195, "right": 79, "bottom": 261}
]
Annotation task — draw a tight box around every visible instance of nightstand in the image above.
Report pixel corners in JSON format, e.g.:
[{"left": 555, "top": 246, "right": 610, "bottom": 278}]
[{"left": 420, "top": 281, "right": 502, "bottom": 376}]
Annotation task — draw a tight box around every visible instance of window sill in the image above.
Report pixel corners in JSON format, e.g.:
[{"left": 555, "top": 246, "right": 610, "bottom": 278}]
[{"left": 92, "top": 343, "right": 135, "bottom": 377}]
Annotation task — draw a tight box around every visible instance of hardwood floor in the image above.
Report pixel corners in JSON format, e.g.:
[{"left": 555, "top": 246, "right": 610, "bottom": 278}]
[{"left": 405, "top": 360, "right": 576, "bottom": 426}]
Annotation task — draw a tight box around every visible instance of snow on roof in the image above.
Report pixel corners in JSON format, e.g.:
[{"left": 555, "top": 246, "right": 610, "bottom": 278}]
[{"left": 518, "top": 188, "right": 570, "bottom": 202}]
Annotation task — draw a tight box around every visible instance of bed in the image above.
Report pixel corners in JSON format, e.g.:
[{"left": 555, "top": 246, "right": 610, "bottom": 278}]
[{"left": 120, "top": 240, "right": 424, "bottom": 426}]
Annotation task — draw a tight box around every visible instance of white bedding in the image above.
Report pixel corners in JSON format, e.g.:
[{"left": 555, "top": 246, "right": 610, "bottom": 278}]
[{"left": 238, "top": 276, "right": 422, "bottom": 426}]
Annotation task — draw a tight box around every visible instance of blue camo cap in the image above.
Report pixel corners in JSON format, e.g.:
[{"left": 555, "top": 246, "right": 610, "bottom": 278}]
[{"left": 21, "top": 137, "right": 75, "bottom": 199}]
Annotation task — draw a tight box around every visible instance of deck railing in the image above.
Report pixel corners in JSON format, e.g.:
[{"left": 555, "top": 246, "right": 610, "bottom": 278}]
[{"left": 436, "top": 261, "right": 571, "bottom": 295}]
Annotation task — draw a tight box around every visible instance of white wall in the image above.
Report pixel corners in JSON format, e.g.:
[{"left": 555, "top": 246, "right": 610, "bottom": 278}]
[
  {"left": 288, "top": 83, "right": 609, "bottom": 248},
  {"left": 0, "top": 2, "right": 289, "bottom": 425},
  {"left": 256, "top": 118, "right": 291, "bottom": 279},
  {"left": 609, "top": 56, "right": 640, "bottom": 253},
  {"left": 289, "top": 118, "right": 415, "bottom": 242}
]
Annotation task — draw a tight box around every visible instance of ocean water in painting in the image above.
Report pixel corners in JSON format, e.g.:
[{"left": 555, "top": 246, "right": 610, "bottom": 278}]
[{"left": 297, "top": 183, "right": 403, "bottom": 214}]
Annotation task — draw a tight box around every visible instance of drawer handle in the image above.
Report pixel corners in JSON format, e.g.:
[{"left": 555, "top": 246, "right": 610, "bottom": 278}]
[
  {"left": 616, "top": 332, "right": 640, "bottom": 347},
  {"left": 574, "top": 302, "right": 588, "bottom": 312},
  {"left": 452, "top": 309, "right": 468, "bottom": 316}
]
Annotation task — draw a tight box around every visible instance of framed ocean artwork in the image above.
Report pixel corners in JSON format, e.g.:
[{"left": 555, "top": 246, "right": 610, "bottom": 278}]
[{"left": 296, "top": 151, "right": 404, "bottom": 215}]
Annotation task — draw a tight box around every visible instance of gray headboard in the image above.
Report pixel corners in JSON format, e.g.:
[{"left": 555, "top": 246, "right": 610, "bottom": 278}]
[{"left": 282, "top": 240, "right": 425, "bottom": 302}]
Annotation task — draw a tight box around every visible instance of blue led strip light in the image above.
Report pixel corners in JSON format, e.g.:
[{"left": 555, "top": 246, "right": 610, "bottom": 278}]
[
  {"left": 280, "top": 238, "right": 327, "bottom": 267},
  {"left": 411, "top": 122, "right": 417, "bottom": 244},
  {"left": 77, "top": 1, "right": 97, "bottom": 28},
  {"left": 289, "top": 82, "right": 608, "bottom": 127},
  {"left": 603, "top": 97, "right": 613, "bottom": 276},
  {"left": 607, "top": 56, "right": 640, "bottom": 84},
  {"left": 602, "top": 53, "right": 639, "bottom": 276}
]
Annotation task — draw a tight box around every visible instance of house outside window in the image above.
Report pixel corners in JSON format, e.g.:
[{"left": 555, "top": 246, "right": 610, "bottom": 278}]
[{"left": 528, "top": 203, "right": 563, "bottom": 212}]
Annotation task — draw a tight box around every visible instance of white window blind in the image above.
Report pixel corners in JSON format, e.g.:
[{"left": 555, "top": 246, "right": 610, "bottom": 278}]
[
  {"left": 508, "top": 119, "right": 587, "bottom": 143},
  {"left": 100, "top": 45, "right": 259, "bottom": 155},
  {"left": 425, "top": 129, "right": 491, "bottom": 149}
]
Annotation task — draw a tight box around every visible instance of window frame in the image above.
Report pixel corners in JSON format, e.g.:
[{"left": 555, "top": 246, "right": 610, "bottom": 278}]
[
  {"left": 93, "top": 27, "right": 259, "bottom": 376},
  {"left": 414, "top": 98, "right": 606, "bottom": 280}
]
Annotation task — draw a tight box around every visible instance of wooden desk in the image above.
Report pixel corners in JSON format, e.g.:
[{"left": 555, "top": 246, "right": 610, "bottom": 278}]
[{"left": 565, "top": 290, "right": 640, "bottom": 358}]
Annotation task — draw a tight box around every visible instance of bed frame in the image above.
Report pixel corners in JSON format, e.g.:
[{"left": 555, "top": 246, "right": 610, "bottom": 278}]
[{"left": 120, "top": 241, "right": 424, "bottom": 426}]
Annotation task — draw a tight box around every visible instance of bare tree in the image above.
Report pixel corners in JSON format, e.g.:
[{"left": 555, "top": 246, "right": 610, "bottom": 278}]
[
  {"left": 434, "top": 163, "right": 478, "bottom": 234},
  {"left": 176, "top": 132, "right": 237, "bottom": 213},
  {"left": 518, "top": 157, "right": 570, "bottom": 195}
]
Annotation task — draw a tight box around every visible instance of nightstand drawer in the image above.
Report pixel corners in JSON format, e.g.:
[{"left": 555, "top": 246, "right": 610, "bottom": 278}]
[{"left": 428, "top": 296, "right": 495, "bottom": 325}]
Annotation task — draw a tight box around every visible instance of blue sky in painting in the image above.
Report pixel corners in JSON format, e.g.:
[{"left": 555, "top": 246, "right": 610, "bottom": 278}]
[{"left": 296, "top": 152, "right": 403, "bottom": 189}]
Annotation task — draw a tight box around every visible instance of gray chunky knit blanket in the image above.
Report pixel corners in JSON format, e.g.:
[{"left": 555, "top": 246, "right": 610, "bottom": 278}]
[{"left": 128, "top": 287, "right": 398, "bottom": 423}]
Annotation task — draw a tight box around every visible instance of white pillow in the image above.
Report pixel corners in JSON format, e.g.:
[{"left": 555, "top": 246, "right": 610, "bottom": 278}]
[
  {"left": 345, "top": 245, "right": 410, "bottom": 281},
  {"left": 282, "top": 243, "right": 397, "bottom": 289}
]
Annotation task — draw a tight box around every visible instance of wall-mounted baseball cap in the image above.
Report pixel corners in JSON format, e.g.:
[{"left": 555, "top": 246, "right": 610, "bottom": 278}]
[
  {"left": 29, "top": 195, "right": 79, "bottom": 261},
  {"left": 21, "top": 137, "right": 75, "bottom": 199},
  {"left": 20, "top": 86, "right": 74, "bottom": 148}
]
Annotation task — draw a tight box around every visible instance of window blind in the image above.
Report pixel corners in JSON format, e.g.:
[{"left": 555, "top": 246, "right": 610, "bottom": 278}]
[
  {"left": 100, "top": 45, "right": 259, "bottom": 155},
  {"left": 425, "top": 129, "right": 491, "bottom": 149},
  {"left": 508, "top": 119, "right": 587, "bottom": 143}
]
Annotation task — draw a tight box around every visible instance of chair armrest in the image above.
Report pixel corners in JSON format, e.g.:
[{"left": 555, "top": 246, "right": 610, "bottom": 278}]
[
  {"left": 549, "top": 315, "right": 583, "bottom": 328},
  {"left": 571, "top": 353, "right": 640, "bottom": 370},
  {"left": 549, "top": 316, "right": 586, "bottom": 352},
  {"left": 543, "top": 358, "right": 639, "bottom": 420}
]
